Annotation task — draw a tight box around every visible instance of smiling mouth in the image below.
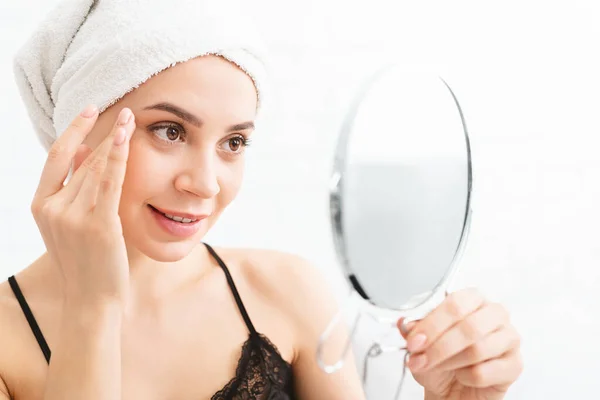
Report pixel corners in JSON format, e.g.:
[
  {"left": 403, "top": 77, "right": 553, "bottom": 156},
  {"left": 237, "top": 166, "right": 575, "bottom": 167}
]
[{"left": 148, "top": 205, "right": 208, "bottom": 224}]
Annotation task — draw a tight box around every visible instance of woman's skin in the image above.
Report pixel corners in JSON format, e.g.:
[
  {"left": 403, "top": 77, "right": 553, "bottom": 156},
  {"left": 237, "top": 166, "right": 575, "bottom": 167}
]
[{"left": 0, "top": 55, "right": 522, "bottom": 400}]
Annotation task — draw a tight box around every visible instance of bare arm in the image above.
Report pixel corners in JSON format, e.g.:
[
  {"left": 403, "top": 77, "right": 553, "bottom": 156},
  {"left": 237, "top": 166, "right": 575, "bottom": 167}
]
[
  {"left": 282, "top": 255, "right": 366, "bottom": 400},
  {"left": 42, "top": 301, "right": 123, "bottom": 400}
]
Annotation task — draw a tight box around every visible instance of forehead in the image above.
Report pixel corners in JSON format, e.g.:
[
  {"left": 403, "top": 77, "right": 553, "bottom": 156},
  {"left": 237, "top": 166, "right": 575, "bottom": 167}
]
[{"left": 126, "top": 55, "right": 258, "bottom": 120}]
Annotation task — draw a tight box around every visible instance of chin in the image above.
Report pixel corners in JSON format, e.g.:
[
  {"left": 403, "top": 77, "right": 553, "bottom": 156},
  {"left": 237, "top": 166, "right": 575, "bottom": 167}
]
[{"left": 131, "top": 237, "right": 202, "bottom": 263}]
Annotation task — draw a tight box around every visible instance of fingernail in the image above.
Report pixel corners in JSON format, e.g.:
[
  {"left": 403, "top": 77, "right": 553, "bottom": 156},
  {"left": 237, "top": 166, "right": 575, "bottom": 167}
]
[
  {"left": 113, "top": 127, "right": 126, "bottom": 146},
  {"left": 408, "top": 354, "right": 427, "bottom": 371},
  {"left": 80, "top": 104, "right": 98, "bottom": 118},
  {"left": 118, "top": 108, "right": 132, "bottom": 125},
  {"left": 408, "top": 333, "right": 427, "bottom": 352},
  {"left": 399, "top": 319, "right": 415, "bottom": 336}
]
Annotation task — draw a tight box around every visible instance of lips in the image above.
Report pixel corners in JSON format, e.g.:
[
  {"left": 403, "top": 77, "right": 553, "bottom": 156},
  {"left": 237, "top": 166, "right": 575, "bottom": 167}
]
[
  {"left": 148, "top": 205, "right": 210, "bottom": 221},
  {"left": 147, "top": 204, "right": 209, "bottom": 238}
]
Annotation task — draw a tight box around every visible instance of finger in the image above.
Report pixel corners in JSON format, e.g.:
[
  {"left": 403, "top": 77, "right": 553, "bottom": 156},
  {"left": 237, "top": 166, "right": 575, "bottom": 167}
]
[
  {"left": 73, "top": 144, "right": 93, "bottom": 173},
  {"left": 34, "top": 105, "right": 98, "bottom": 199},
  {"left": 414, "top": 302, "right": 510, "bottom": 371},
  {"left": 72, "top": 108, "right": 134, "bottom": 211},
  {"left": 94, "top": 112, "right": 135, "bottom": 217},
  {"left": 454, "top": 349, "right": 524, "bottom": 389},
  {"left": 61, "top": 108, "right": 131, "bottom": 203},
  {"left": 61, "top": 144, "right": 91, "bottom": 187},
  {"left": 61, "top": 141, "right": 110, "bottom": 204},
  {"left": 60, "top": 109, "right": 127, "bottom": 204},
  {"left": 406, "top": 288, "right": 486, "bottom": 354},
  {"left": 435, "top": 324, "right": 520, "bottom": 372},
  {"left": 397, "top": 317, "right": 418, "bottom": 339}
]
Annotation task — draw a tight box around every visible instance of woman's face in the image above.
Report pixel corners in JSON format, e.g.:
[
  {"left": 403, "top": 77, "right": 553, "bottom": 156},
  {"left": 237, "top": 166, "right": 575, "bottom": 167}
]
[{"left": 84, "top": 55, "right": 258, "bottom": 262}]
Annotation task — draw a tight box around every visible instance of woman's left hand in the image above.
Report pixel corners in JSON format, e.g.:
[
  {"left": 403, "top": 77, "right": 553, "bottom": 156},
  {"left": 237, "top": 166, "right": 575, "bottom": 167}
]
[{"left": 397, "top": 288, "right": 523, "bottom": 400}]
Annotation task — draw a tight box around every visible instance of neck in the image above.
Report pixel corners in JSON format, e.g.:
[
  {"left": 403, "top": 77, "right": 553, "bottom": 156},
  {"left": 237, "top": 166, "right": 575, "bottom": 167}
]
[
  {"left": 45, "top": 243, "right": 214, "bottom": 308},
  {"left": 127, "top": 242, "right": 216, "bottom": 307}
]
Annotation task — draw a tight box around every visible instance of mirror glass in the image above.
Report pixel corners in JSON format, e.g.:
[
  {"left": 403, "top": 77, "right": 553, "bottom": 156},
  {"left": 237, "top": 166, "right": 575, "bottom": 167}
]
[
  {"left": 317, "top": 66, "right": 474, "bottom": 386},
  {"left": 329, "top": 66, "right": 472, "bottom": 312}
]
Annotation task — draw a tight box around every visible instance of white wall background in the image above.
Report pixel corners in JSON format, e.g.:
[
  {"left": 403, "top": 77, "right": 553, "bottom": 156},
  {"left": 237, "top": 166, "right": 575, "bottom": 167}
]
[{"left": 1, "top": 1, "right": 599, "bottom": 399}]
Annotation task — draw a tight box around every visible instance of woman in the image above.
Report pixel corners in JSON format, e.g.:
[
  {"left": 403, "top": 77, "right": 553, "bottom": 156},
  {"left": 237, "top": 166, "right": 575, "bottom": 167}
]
[{"left": 0, "top": 0, "right": 522, "bottom": 399}]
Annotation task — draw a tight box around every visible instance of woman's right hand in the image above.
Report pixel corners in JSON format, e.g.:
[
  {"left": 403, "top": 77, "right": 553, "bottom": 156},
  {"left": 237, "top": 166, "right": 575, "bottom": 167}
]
[{"left": 30, "top": 105, "right": 136, "bottom": 308}]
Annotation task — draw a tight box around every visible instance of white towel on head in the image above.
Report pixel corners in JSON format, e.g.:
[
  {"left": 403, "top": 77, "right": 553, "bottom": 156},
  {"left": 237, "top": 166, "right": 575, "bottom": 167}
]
[{"left": 13, "top": 0, "right": 269, "bottom": 151}]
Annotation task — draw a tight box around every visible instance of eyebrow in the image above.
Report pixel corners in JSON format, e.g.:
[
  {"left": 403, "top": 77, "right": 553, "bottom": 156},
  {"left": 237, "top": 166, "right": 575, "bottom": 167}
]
[{"left": 143, "top": 102, "right": 255, "bottom": 132}]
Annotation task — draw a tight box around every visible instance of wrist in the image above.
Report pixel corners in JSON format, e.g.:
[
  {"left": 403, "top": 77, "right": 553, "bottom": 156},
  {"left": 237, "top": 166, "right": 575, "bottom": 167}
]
[{"left": 62, "top": 297, "right": 124, "bottom": 329}]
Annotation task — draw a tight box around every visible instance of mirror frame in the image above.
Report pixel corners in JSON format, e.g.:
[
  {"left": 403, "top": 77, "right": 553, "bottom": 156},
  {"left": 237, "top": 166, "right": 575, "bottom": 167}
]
[{"left": 328, "top": 64, "right": 475, "bottom": 313}]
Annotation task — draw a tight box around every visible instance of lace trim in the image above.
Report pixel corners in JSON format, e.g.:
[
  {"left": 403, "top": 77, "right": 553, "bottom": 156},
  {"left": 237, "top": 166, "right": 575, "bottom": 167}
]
[{"left": 211, "top": 333, "right": 293, "bottom": 400}]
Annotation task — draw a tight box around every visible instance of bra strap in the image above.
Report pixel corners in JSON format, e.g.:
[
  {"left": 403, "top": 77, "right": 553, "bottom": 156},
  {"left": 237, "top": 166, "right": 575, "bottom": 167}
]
[
  {"left": 8, "top": 276, "right": 52, "bottom": 363},
  {"left": 203, "top": 243, "right": 258, "bottom": 337}
]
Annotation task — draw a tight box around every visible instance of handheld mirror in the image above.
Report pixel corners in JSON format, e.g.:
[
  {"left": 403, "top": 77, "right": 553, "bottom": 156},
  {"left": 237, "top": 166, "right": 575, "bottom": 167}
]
[{"left": 317, "top": 65, "right": 473, "bottom": 397}]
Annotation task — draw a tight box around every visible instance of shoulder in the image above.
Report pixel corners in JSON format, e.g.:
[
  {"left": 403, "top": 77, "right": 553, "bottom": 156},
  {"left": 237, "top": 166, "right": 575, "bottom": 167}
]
[
  {"left": 0, "top": 277, "right": 29, "bottom": 397},
  {"left": 209, "top": 248, "right": 366, "bottom": 397},
  {"left": 0, "top": 275, "right": 32, "bottom": 355},
  {"left": 210, "top": 246, "right": 341, "bottom": 332},
  {"left": 212, "top": 246, "right": 337, "bottom": 299},
  {"left": 0, "top": 261, "right": 60, "bottom": 398},
  {"left": 220, "top": 247, "right": 321, "bottom": 290}
]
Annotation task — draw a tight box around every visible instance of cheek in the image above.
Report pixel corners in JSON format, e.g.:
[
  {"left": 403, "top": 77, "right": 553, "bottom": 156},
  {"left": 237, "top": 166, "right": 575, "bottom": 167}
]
[
  {"left": 121, "top": 138, "right": 171, "bottom": 200},
  {"left": 119, "top": 134, "right": 247, "bottom": 210},
  {"left": 216, "top": 160, "right": 245, "bottom": 206}
]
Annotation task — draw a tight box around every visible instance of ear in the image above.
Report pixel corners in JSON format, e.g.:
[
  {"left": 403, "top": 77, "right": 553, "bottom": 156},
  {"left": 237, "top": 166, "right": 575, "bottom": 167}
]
[{"left": 73, "top": 144, "right": 93, "bottom": 172}]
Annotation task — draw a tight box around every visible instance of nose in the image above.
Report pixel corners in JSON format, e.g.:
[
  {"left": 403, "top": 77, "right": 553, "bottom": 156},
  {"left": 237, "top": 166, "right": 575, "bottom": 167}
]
[{"left": 173, "top": 152, "right": 220, "bottom": 198}]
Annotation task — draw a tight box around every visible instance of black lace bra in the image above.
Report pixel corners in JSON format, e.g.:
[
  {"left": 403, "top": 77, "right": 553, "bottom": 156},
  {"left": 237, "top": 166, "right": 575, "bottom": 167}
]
[{"left": 8, "top": 242, "right": 295, "bottom": 400}]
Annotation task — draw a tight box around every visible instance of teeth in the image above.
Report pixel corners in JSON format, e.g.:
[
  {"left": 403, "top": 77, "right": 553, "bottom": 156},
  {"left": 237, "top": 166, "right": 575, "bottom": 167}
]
[{"left": 163, "top": 213, "right": 197, "bottom": 223}]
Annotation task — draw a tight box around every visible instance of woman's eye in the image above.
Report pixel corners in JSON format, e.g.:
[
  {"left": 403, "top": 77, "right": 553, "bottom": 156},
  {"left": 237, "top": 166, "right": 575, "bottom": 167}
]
[
  {"left": 151, "top": 124, "right": 184, "bottom": 142},
  {"left": 223, "top": 136, "right": 249, "bottom": 153},
  {"left": 228, "top": 137, "right": 242, "bottom": 152}
]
